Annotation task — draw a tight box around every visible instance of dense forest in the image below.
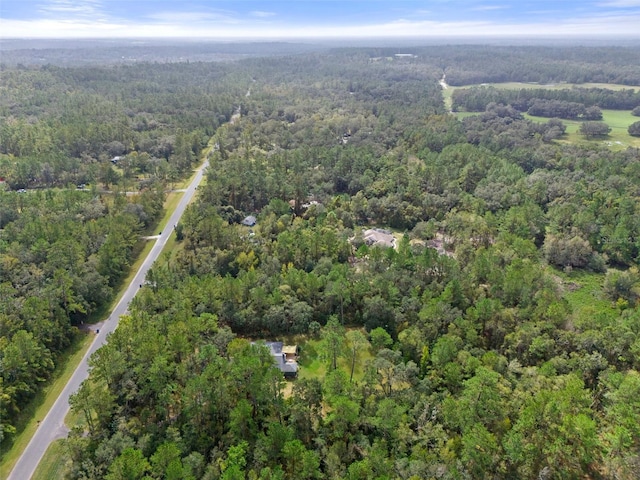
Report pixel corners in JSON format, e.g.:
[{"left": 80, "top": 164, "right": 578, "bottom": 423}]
[
  {"left": 0, "top": 60, "right": 243, "bottom": 445},
  {"left": 452, "top": 86, "right": 640, "bottom": 114},
  {"left": 2, "top": 45, "right": 640, "bottom": 479}
]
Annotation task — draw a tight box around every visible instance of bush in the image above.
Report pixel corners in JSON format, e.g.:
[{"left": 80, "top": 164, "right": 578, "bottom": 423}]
[
  {"left": 579, "top": 121, "right": 611, "bottom": 138},
  {"left": 603, "top": 269, "right": 640, "bottom": 305},
  {"left": 583, "top": 106, "right": 603, "bottom": 121},
  {"left": 628, "top": 121, "right": 640, "bottom": 137},
  {"left": 543, "top": 232, "right": 594, "bottom": 269}
]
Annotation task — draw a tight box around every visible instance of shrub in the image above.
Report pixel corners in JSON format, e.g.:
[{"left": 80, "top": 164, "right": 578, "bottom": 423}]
[
  {"left": 579, "top": 121, "right": 611, "bottom": 138},
  {"left": 628, "top": 121, "right": 640, "bottom": 137}
]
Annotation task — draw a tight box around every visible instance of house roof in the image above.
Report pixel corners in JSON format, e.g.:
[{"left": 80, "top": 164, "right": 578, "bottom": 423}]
[
  {"left": 363, "top": 228, "right": 396, "bottom": 248},
  {"left": 281, "top": 362, "right": 298, "bottom": 373},
  {"left": 242, "top": 215, "right": 257, "bottom": 226},
  {"left": 282, "top": 345, "right": 299, "bottom": 355},
  {"left": 262, "top": 341, "right": 283, "bottom": 353},
  {"left": 254, "top": 341, "right": 299, "bottom": 375}
]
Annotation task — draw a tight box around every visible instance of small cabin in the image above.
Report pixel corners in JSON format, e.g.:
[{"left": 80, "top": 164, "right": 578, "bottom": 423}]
[{"left": 256, "top": 341, "right": 299, "bottom": 379}]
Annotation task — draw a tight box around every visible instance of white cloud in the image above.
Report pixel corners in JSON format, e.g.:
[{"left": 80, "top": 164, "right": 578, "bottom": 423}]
[
  {"left": 471, "top": 5, "right": 508, "bottom": 11},
  {"left": 598, "top": 0, "right": 640, "bottom": 6},
  {"left": 250, "top": 11, "right": 276, "bottom": 18},
  {"left": 38, "top": 0, "right": 106, "bottom": 20},
  {"left": 146, "top": 11, "right": 238, "bottom": 24},
  {"left": 2, "top": 11, "right": 640, "bottom": 39}
]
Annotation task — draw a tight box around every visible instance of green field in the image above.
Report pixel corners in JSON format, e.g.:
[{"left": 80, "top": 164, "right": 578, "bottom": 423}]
[
  {"left": 524, "top": 109, "right": 640, "bottom": 150},
  {"left": 443, "top": 82, "right": 640, "bottom": 149}
]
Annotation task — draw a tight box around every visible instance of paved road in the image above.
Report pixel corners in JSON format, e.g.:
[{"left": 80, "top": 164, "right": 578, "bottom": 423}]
[{"left": 7, "top": 159, "right": 209, "bottom": 480}]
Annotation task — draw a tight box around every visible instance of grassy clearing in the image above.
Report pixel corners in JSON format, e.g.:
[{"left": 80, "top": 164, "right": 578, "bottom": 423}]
[
  {"left": 298, "top": 338, "right": 328, "bottom": 379},
  {"left": 32, "top": 441, "right": 70, "bottom": 480},
  {"left": 523, "top": 109, "right": 640, "bottom": 150},
  {"left": 441, "top": 85, "right": 454, "bottom": 112},
  {"left": 452, "top": 111, "right": 479, "bottom": 120},
  {"left": 297, "top": 329, "right": 374, "bottom": 383},
  {"left": 446, "top": 82, "right": 640, "bottom": 149},
  {"left": 553, "top": 268, "right": 618, "bottom": 330},
  {"left": 0, "top": 332, "right": 92, "bottom": 477}
]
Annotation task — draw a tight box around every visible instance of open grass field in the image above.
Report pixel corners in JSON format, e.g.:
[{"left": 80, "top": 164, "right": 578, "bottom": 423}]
[
  {"left": 524, "top": 109, "right": 640, "bottom": 150},
  {"left": 443, "top": 82, "right": 640, "bottom": 149}
]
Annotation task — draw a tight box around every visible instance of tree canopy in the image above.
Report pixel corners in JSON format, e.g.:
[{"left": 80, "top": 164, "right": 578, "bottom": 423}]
[{"left": 2, "top": 44, "right": 640, "bottom": 479}]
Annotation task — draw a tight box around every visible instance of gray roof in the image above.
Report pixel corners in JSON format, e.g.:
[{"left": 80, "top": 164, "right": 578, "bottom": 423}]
[
  {"left": 252, "top": 341, "right": 298, "bottom": 374},
  {"left": 242, "top": 215, "right": 257, "bottom": 226},
  {"left": 363, "top": 228, "right": 396, "bottom": 248},
  {"left": 263, "top": 341, "right": 283, "bottom": 354}
]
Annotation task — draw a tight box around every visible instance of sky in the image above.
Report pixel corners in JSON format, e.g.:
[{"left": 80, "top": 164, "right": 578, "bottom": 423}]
[{"left": 1, "top": 0, "right": 640, "bottom": 39}]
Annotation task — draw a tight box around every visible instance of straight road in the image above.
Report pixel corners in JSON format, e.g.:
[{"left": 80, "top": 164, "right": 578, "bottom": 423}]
[{"left": 7, "top": 159, "right": 209, "bottom": 480}]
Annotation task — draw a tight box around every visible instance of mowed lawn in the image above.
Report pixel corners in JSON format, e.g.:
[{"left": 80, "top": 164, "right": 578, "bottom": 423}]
[
  {"left": 523, "top": 109, "right": 640, "bottom": 149},
  {"left": 446, "top": 81, "right": 640, "bottom": 149}
]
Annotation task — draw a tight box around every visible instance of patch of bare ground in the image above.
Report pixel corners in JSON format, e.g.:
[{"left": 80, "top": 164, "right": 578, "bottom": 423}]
[
  {"left": 551, "top": 273, "right": 582, "bottom": 295},
  {"left": 282, "top": 381, "right": 295, "bottom": 399},
  {"left": 427, "top": 233, "right": 455, "bottom": 257}
]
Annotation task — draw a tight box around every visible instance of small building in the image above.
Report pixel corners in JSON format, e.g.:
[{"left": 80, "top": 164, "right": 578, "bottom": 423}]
[
  {"left": 241, "top": 215, "right": 257, "bottom": 227},
  {"left": 258, "top": 341, "right": 299, "bottom": 378},
  {"left": 302, "top": 200, "right": 321, "bottom": 209},
  {"left": 282, "top": 344, "right": 300, "bottom": 362},
  {"left": 363, "top": 228, "right": 396, "bottom": 248}
]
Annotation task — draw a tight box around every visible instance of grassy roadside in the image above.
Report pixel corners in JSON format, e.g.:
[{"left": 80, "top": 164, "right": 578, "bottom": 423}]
[
  {"left": 0, "top": 332, "right": 92, "bottom": 478},
  {"left": 0, "top": 164, "right": 205, "bottom": 478},
  {"left": 158, "top": 190, "right": 185, "bottom": 232},
  {"left": 32, "top": 441, "right": 70, "bottom": 480},
  {"left": 156, "top": 158, "right": 213, "bottom": 263}
]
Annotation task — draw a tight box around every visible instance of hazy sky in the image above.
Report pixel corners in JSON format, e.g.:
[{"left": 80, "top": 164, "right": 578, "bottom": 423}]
[{"left": 1, "top": 0, "right": 640, "bottom": 39}]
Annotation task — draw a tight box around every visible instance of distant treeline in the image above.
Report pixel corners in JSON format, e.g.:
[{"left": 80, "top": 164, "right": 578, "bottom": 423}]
[
  {"left": 337, "top": 45, "right": 640, "bottom": 86},
  {"left": 436, "top": 45, "right": 640, "bottom": 86},
  {"left": 452, "top": 86, "right": 640, "bottom": 114}
]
